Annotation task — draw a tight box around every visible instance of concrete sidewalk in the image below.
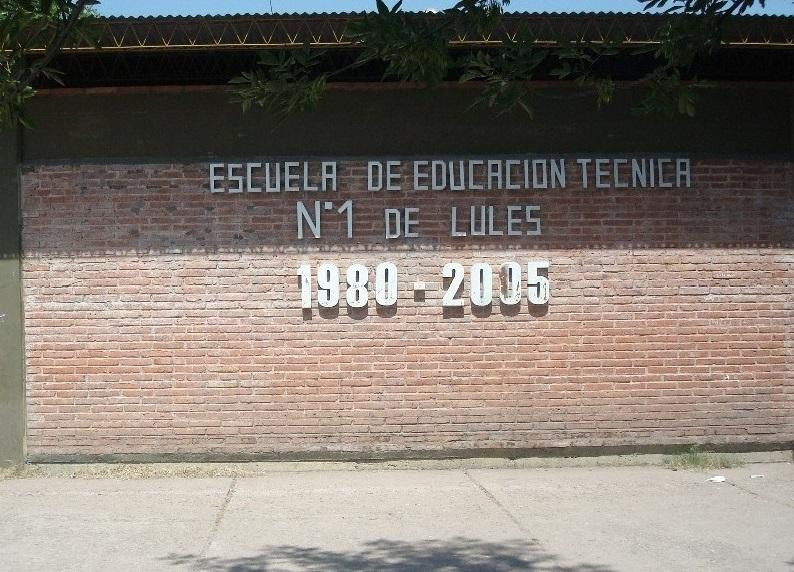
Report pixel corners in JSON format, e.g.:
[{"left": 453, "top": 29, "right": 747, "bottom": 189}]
[{"left": 1, "top": 462, "right": 792, "bottom": 571}]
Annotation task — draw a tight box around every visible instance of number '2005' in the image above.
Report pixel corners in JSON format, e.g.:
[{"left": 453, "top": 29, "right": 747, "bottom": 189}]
[{"left": 441, "top": 261, "right": 550, "bottom": 307}]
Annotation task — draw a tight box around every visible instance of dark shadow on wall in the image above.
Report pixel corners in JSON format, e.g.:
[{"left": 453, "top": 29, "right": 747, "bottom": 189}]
[{"left": 161, "top": 538, "right": 615, "bottom": 571}]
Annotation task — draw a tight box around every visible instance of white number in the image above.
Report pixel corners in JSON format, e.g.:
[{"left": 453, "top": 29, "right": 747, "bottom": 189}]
[
  {"left": 499, "top": 262, "right": 521, "bottom": 305},
  {"left": 527, "top": 260, "right": 550, "bottom": 305},
  {"left": 317, "top": 263, "right": 340, "bottom": 308},
  {"left": 442, "top": 263, "right": 465, "bottom": 307},
  {"left": 470, "top": 263, "right": 493, "bottom": 307},
  {"left": 346, "top": 264, "right": 369, "bottom": 308},
  {"left": 297, "top": 264, "right": 312, "bottom": 309},
  {"left": 303, "top": 261, "right": 550, "bottom": 311},
  {"left": 338, "top": 200, "right": 353, "bottom": 239},
  {"left": 375, "top": 262, "right": 398, "bottom": 306}
]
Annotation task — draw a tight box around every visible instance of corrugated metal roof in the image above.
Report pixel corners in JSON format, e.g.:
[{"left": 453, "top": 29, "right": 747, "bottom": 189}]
[
  {"left": 91, "top": 11, "right": 794, "bottom": 19},
  {"left": 48, "top": 12, "right": 794, "bottom": 52}
]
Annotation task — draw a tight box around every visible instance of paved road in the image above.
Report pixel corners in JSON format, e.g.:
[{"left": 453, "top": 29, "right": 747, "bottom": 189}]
[{"left": 1, "top": 462, "right": 793, "bottom": 571}]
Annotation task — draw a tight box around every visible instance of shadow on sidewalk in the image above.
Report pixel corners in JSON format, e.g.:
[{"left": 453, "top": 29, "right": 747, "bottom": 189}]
[{"left": 162, "top": 537, "right": 614, "bottom": 571}]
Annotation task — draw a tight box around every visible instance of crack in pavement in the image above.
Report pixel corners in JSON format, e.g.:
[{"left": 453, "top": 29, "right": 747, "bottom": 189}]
[
  {"left": 463, "top": 469, "right": 537, "bottom": 540},
  {"left": 200, "top": 477, "right": 237, "bottom": 562},
  {"left": 726, "top": 480, "right": 794, "bottom": 511}
]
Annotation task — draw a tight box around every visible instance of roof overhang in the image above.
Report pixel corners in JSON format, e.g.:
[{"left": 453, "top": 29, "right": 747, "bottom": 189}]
[{"left": 39, "top": 12, "right": 794, "bottom": 53}]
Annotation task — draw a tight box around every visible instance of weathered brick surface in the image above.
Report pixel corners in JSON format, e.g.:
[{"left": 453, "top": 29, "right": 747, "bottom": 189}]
[{"left": 20, "top": 160, "right": 794, "bottom": 458}]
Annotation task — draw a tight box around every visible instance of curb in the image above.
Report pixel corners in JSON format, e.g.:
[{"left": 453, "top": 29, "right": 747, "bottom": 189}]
[{"left": 1, "top": 450, "right": 791, "bottom": 480}]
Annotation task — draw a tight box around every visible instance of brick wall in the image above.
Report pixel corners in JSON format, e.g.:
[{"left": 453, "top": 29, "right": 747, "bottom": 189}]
[{"left": 21, "top": 159, "right": 794, "bottom": 459}]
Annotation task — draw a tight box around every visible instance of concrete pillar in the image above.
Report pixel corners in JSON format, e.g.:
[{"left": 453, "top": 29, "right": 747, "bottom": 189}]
[{"left": 0, "top": 130, "right": 24, "bottom": 466}]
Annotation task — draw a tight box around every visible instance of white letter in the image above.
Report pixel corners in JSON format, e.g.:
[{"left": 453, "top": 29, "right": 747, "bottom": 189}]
[
  {"left": 404, "top": 208, "right": 419, "bottom": 237},
  {"left": 487, "top": 160, "right": 503, "bottom": 190},
  {"left": 297, "top": 201, "right": 321, "bottom": 239},
  {"left": 532, "top": 159, "right": 548, "bottom": 189},
  {"left": 676, "top": 158, "right": 691, "bottom": 188},
  {"left": 658, "top": 158, "right": 673, "bottom": 187},
  {"left": 505, "top": 160, "right": 521, "bottom": 190},
  {"left": 468, "top": 160, "right": 484, "bottom": 190},
  {"left": 368, "top": 161, "right": 383, "bottom": 192},
  {"left": 431, "top": 161, "right": 447, "bottom": 191},
  {"left": 384, "top": 209, "right": 401, "bottom": 239},
  {"left": 632, "top": 159, "right": 647, "bottom": 188},
  {"left": 303, "top": 162, "right": 318, "bottom": 192},
  {"left": 577, "top": 159, "right": 592, "bottom": 189},
  {"left": 386, "top": 161, "right": 401, "bottom": 191},
  {"left": 550, "top": 159, "right": 566, "bottom": 188},
  {"left": 265, "top": 163, "right": 281, "bottom": 193},
  {"left": 285, "top": 162, "right": 299, "bottom": 192},
  {"left": 246, "top": 163, "right": 262, "bottom": 193},
  {"left": 506, "top": 206, "right": 522, "bottom": 236},
  {"left": 471, "top": 206, "right": 486, "bottom": 236},
  {"left": 487, "top": 206, "right": 503, "bottom": 236},
  {"left": 450, "top": 207, "right": 466, "bottom": 237},
  {"left": 613, "top": 159, "right": 628, "bottom": 188},
  {"left": 413, "top": 161, "right": 429, "bottom": 191},
  {"left": 209, "top": 163, "right": 225, "bottom": 193},
  {"left": 227, "top": 164, "right": 244, "bottom": 193},
  {"left": 321, "top": 162, "right": 337, "bottom": 191},
  {"left": 595, "top": 159, "right": 610, "bottom": 189},
  {"left": 449, "top": 161, "right": 465, "bottom": 191},
  {"left": 526, "top": 205, "right": 541, "bottom": 236}
]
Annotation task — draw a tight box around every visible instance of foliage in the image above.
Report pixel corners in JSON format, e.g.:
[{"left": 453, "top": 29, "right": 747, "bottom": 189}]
[
  {"left": 0, "top": 0, "right": 774, "bottom": 128},
  {"left": 232, "top": 0, "right": 769, "bottom": 120},
  {"left": 664, "top": 445, "right": 744, "bottom": 470},
  {"left": 348, "top": 1, "right": 452, "bottom": 85},
  {"left": 459, "top": 30, "right": 548, "bottom": 117},
  {"left": 0, "top": 0, "right": 96, "bottom": 128},
  {"left": 230, "top": 48, "right": 327, "bottom": 116}
]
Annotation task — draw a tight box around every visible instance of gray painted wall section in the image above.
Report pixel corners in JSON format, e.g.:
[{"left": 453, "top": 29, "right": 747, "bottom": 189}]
[{"left": 0, "top": 130, "right": 24, "bottom": 466}]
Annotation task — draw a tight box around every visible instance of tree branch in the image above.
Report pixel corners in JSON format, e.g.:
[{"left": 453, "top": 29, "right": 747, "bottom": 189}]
[{"left": 18, "top": 0, "right": 92, "bottom": 86}]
